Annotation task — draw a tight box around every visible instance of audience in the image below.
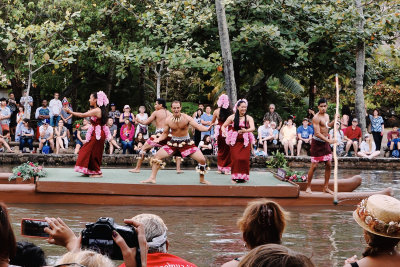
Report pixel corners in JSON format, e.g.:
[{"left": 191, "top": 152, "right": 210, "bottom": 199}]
[
  {"left": 7, "top": 92, "right": 18, "bottom": 137},
  {"left": 54, "top": 120, "right": 68, "bottom": 154},
  {"left": 357, "top": 133, "right": 381, "bottom": 159},
  {"left": 192, "top": 103, "right": 204, "bottom": 118},
  {"left": 263, "top": 104, "right": 283, "bottom": 130},
  {"left": 222, "top": 199, "right": 287, "bottom": 267},
  {"left": 35, "top": 100, "right": 51, "bottom": 128},
  {"left": 193, "top": 109, "right": 203, "bottom": 146},
  {"left": 120, "top": 118, "right": 135, "bottom": 154},
  {"left": 387, "top": 129, "right": 400, "bottom": 158},
  {"left": 15, "top": 106, "right": 25, "bottom": 142},
  {"left": 344, "top": 118, "right": 362, "bottom": 157},
  {"left": 0, "top": 202, "right": 17, "bottom": 267},
  {"left": 18, "top": 119, "right": 34, "bottom": 153},
  {"left": 0, "top": 130, "right": 13, "bottom": 153},
  {"left": 9, "top": 241, "right": 47, "bottom": 267},
  {"left": 281, "top": 117, "right": 297, "bottom": 156},
  {"left": 238, "top": 244, "right": 315, "bottom": 267},
  {"left": 38, "top": 119, "right": 54, "bottom": 154},
  {"left": 0, "top": 97, "right": 11, "bottom": 134},
  {"left": 19, "top": 89, "right": 33, "bottom": 119},
  {"left": 74, "top": 117, "right": 90, "bottom": 154},
  {"left": 297, "top": 118, "right": 313, "bottom": 156},
  {"left": 106, "top": 117, "right": 121, "bottom": 154},
  {"left": 329, "top": 123, "right": 345, "bottom": 156},
  {"left": 135, "top": 106, "right": 149, "bottom": 139},
  {"left": 198, "top": 135, "right": 213, "bottom": 155},
  {"left": 368, "top": 109, "right": 384, "bottom": 151},
  {"left": 109, "top": 103, "right": 121, "bottom": 126},
  {"left": 257, "top": 119, "right": 274, "bottom": 157},
  {"left": 49, "top": 92, "right": 62, "bottom": 127},
  {"left": 60, "top": 98, "right": 73, "bottom": 137},
  {"left": 200, "top": 105, "right": 213, "bottom": 139},
  {"left": 119, "top": 105, "right": 135, "bottom": 125}
]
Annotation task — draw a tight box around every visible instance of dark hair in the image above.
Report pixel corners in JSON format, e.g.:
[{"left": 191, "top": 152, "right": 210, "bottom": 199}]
[
  {"left": 238, "top": 199, "right": 287, "bottom": 249},
  {"left": 202, "top": 135, "right": 211, "bottom": 144},
  {"left": 9, "top": 241, "right": 47, "bottom": 267},
  {"left": 0, "top": 202, "right": 17, "bottom": 260},
  {"left": 3, "top": 129, "right": 9, "bottom": 136},
  {"left": 19, "top": 105, "right": 25, "bottom": 112},
  {"left": 156, "top": 98, "right": 167, "bottom": 108},
  {"left": 317, "top": 98, "right": 327, "bottom": 106},
  {"left": 373, "top": 109, "right": 380, "bottom": 115},
  {"left": 91, "top": 92, "right": 108, "bottom": 125},
  {"left": 234, "top": 100, "right": 247, "bottom": 131},
  {"left": 195, "top": 109, "right": 203, "bottom": 118},
  {"left": 219, "top": 106, "right": 232, "bottom": 123},
  {"left": 0, "top": 97, "right": 6, "bottom": 102},
  {"left": 362, "top": 231, "right": 400, "bottom": 257},
  {"left": 238, "top": 244, "right": 315, "bottom": 267}
]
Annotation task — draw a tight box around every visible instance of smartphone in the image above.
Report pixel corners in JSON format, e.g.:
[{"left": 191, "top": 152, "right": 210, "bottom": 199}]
[{"left": 21, "top": 218, "right": 50, "bottom": 238}]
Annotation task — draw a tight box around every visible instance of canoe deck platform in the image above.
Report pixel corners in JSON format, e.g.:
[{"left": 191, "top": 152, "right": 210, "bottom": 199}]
[{"left": 0, "top": 168, "right": 392, "bottom": 206}]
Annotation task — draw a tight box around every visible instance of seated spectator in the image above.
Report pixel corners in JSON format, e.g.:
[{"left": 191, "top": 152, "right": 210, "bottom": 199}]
[
  {"left": 119, "top": 213, "right": 196, "bottom": 267},
  {"left": 54, "top": 120, "right": 68, "bottom": 154},
  {"left": 343, "top": 195, "right": 400, "bottom": 267},
  {"left": 387, "top": 130, "right": 400, "bottom": 158},
  {"left": 38, "top": 119, "right": 54, "bottom": 154},
  {"left": 75, "top": 117, "right": 90, "bottom": 154},
  {"left": 198, "top": 134, "right": 213, "bottom": 155},
  {"left": 357, "top": 133, "right": 381, "bottom": 159},
  {"left": 120, "top": 118, "right": 135, "bottom": 154},
  {"left": 238, "top": 244, "right": 315, "bottom": 267},
  {"left": 9, "top": 241, "right": 47, "bottom": 267},
  {"left": 134, "top": 132, "right": 146, "bottom": 154},
  {"left": 281, "top": 117, "right": 297, "bottom": 156},
  {"left": 18, "top": 119, "right": 35, "bottom": 153},
  {"left": 222, "top": 199, "right": 287, "bottom": 267},
  {"left": 258, "top": 119, "right": 274, "bottom": 157},
  {"left": 106, "top": 117, "right": 121, "bottom": 154},
  {"left": 263, "top": 104, "right": 283, "bottom": 130},
  {"left": 56, "top": 251, "right": 115, "bottom": 267},
  {"left": 387, "top": 126, "right": 399, "bottom": 142},
  {"left": 0, "top": 129, "right": 14, "bottom": 153},
  {"left": 0, "top": 202, "right": 17, "bottom": 266},
  {"left": 297, "top": 118, "right": 314, "bottom": 156},
  {"left": 270, "top": 121, "right": 279, "bottom": 144},
  {"left": 344, "top": 118, "right": 362, "bottom": 157},
  {"left": 119, "top": 105, "right": 135, "bottom": 125},
  {"left": 329, "top": 123, "right": 345, "bottom": 156},
  {"left": 35, "top": 99, "right": 51, "bottom": 129}
]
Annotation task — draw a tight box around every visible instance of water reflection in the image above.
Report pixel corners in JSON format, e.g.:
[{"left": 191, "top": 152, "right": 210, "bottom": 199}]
[{"left": 5, "top": 169, "right": 400, "bottom": 267}]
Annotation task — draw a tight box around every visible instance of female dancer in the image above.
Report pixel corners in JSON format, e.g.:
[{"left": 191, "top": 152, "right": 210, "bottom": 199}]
[
  {"left": 211, "top": 94, "right": 232, "bottom": 174},
  {"left": 222, "top": 99, "right": 255, "bottom": 183},
  {"left": 64, "top": 91, "right": 111, "bottom": 177}
]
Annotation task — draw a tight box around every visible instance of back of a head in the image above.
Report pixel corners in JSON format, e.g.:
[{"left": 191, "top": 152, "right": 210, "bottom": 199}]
[
  {"left": 238, "top": 199, "right": 287, "bottom": 249},
  {"left": 57, "top": 251, "right": 114, "bottom": 267},
  {"left": 0, "top": 202, "right": 16, "bottom": 260},
  {"left": 132, "top": 213, "right": 168, "bottom": 253},
  {"left": 238, "top": 244, "right": 314, "bottom": 267},
  {"left": 9, "top": 241, "right": 46, "bottom": 267}
]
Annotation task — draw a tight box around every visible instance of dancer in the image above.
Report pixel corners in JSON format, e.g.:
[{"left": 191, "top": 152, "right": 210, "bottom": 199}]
[
  {"left": 141, "top": 100, "right": 211, "bottom": 184},
  {"left": 211, "top": 94, "right": 232, "bottom": 174},
  {"left": 306, "top": 98, "right": 337, "bottom": 194},
  {"left": 222, "top": 99, "right": 255, "bottom": 183},
  {"left": 64, "top": 91, "right": 111, "bottom": 177},
  {"left": 129, "top": 98, "right": 182, "bottom": 173}
]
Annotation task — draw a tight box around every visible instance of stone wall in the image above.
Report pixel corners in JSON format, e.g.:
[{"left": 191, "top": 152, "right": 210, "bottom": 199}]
[{"left": 1, "top": 153, "right": 399, "bottom": 170}]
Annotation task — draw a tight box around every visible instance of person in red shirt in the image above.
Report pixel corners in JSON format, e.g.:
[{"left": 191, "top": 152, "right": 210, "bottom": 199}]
[
  {"left": 344, "top": 118, "right": 362, "bottom": 156},
  {"left": 119, "top": 213, "right": 197, "bottom": 267}
]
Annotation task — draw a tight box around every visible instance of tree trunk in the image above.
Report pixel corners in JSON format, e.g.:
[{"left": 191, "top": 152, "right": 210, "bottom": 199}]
[
  {"left": 0, "top": 48, "right": 24, "bottom": 99},
  {"left": 154, "top": 44, "right": 168, "bottom": 99},
  {"left": 138, "top": 65, "right": 145, "bottom": 104},
  {"left": 215, "top": 0, "right": 237, "bottom": 106},
  {"left": 105, "top": 62, "right": 116, "bottom": 98},
  {"left": 354, "top": 0, "right": 366, "bottom": 134},
  {"left": 309, "top": 76, "right": 315, "bottom": 110}
]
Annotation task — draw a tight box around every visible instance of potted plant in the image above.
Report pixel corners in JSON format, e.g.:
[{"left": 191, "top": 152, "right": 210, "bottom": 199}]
[
  {"left": 9, "top": 162, "right": 47, "bottom": 184},
  {"left": 284, "top": 167, "right": 308, "bottom": 190}
]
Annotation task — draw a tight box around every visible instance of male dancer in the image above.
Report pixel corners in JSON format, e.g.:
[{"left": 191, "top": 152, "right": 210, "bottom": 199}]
[
  {"left": 129, "top": 98, "right": 182, "bottom": 173},
  {"left": 141, "top": 100, "right": 211, "bottom": 184},
  {"left": 306, "top": 98, "right": 337, "bottom": 194}
]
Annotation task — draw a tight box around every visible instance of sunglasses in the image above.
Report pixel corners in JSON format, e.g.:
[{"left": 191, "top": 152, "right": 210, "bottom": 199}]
[{"left": 54, "top": 264, "right": 87, "bottom": 267}]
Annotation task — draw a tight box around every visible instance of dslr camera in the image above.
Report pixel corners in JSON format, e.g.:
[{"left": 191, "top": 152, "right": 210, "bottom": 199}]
[{"left": 81, "top": 217, "right": 140, "bottom": 264}]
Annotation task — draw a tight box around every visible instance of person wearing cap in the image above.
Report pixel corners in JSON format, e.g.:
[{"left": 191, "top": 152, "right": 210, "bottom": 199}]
[
  {"left": 343, "top": 195, "right": 400, "bottom": 267},
  {"left": 119, "top": 105, "right": 135, "bottom": 125},
  {"left": 357, "top": 133, "right": 381, "bottom": 159},
  {"left": 35, "top": 100, "right": 51, "bottom": 128},
  {"left": 49, "top": 92, "right": 62, "bottom": 127},
  {"left": 118, "top": 213, "right": 197, "bottom": 267},
  {"left": 297, "top": 117, "right": 314, "bottom": 156},
  {"left": 344, "top": 118, "right": 362, "bottom": 157},
  {"left": 108, "top": 103, "right": 121, "bottom": 126},
  {"left": 38, "top": 119, "right": 55, "bottom": 153},
  {"left": 60, "top": 97, "right": 73, "bottom": 136}
]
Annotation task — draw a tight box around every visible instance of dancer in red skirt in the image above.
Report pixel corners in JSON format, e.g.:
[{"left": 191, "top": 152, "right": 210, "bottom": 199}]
[
  {"left": 222, "top": 99, "right": 255, "bottom": 183},
  {"left": 211, "top": 94, "right": 232, "bottom": 174},
  {"left": 63, "top": 91, "right": 111, "bottom": 177}
]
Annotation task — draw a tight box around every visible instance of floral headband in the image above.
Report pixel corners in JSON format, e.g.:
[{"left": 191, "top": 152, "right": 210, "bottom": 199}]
[
  {"left": 217, "top": 94, "right": 230, "bottom": 109},
  {"left": 233, "top": 99, "right": 248, "bottom": 113},
  {"left": 97, "top": 91, "right": 109, "bottom": 107}
]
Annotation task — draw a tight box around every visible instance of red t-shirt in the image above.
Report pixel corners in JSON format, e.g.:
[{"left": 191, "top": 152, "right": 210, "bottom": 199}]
[
  {"left": 344, "top": 126, "right": 362, "bottom": 140},
  {"left": 119, "top": 253, "right": 197, "bottom": 267}
]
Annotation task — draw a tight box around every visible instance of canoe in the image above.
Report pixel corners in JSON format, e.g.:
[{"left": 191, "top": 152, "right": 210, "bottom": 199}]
[{"left": 295, "top": 175, "right": 362, "bottom": 192}]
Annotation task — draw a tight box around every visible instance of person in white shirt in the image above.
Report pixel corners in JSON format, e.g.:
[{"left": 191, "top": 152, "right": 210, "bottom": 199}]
[
  {"left": 258, "top": 119, "right": 274, "bottom": 156},
  {"left": 38, "top": 119, "right": 55, "bottom": 153},
  {"left": 19, "top": 89, "right": 33, "bottom": 119},
  {"left": 357, "top": 133, "right": 380, "bottom": 159},
  {"left": 49, "top": 92, "right": 62, "bottom": 127}
]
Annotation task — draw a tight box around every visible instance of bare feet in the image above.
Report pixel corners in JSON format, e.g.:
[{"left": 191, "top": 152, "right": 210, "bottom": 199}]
[
  {"left": 176, "top": 170, "right": 184, "bottom": 174},
  {"left": 141, "top": 178, "right": 156, "bottom": 184},
  {"left": 305, "top": 187, "right": 312, "bottom": 194},
  {"left": 200, "top": 179, "right": 211, "bottom": 185},
  {"left": 323, "top": 187, "right": 334, "bottom": 195},
  {"left": 231, "top": 180, "right": 237, "bottom": 184},
  {"left": 89, "top": 174, "right": 102, "bottom": 178},
  {"left": 81, "top": 174, "right": 89, "bottom": 177},
  {"left": 217, "top": 171, "right": 222, "bottom": 174},
  {"left": 129, "top": 168, "right": 141, "bottom": 173},
  {"left": 224, "top": 172, "right": 231, "bottom": 175}
]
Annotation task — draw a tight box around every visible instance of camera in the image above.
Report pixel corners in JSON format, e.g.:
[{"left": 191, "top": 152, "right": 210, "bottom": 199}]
[{"left": 81, "top": 217, "right": 140, "bottom": 264}]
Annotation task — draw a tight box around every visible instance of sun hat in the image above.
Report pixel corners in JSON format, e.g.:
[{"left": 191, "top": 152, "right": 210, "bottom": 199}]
[
  {"left": 353, "top": 194, "right": 400, "bottom": 238},
  {"left": 123, "top": 105, "right": 130, "bottom": 110},
  {"left": 42, "top": 119, "right": 50, "bottom": 125},
  {"left": 352, "top": 118, "right": 358, "bottom": 122}
]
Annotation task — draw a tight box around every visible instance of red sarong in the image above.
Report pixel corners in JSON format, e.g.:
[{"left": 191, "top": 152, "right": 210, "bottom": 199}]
[
  {"left": 230, "top": 135, "right": 250, "bottom": 182},
  {"left": 310, "top": 138, "right": 332, "bottom": 163},
  {"left": 216, "top": 122, "right": 231, "bottom": 173}
]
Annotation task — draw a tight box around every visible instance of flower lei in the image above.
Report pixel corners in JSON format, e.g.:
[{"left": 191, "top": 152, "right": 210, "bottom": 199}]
[
  {"left": 233, "top": 99, "right": 248, "bottom": 113},
  {"left": 97, "top": 91, "right": 109, "bottom": 107},
  {"left": 217, "top": 94, "right": 230, "bottom": 109}
]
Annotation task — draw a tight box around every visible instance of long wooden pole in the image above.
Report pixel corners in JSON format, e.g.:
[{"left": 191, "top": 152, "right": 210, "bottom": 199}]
[{"left": 333, "top": 74, "right": 340, "bottom": 205}]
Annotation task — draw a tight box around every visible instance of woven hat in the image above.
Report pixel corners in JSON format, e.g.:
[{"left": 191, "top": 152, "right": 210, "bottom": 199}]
[{"left": 353, "top": 194, "right": 400, "bottom": 238}]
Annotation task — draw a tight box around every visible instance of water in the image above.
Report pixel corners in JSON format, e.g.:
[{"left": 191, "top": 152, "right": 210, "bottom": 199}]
[{"left": 5, "top": 168, "right": 400, "bottom": 267}]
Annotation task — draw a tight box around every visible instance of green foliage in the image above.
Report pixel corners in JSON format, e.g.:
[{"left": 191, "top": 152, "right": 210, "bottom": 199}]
[
  {"left": 266, "top": 151, "right": 287, "bottom": 169},
  {"left": 9, "top": 162, "right": 47, "bottom": 181}
]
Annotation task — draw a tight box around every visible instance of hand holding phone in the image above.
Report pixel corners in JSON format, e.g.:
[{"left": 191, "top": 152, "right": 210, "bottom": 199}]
[
  {"left": 44, "top": 217, "right": 79, "bottom": 252},
  {"left": 21, "top": 218, "right": 50, "bottom": 238}
]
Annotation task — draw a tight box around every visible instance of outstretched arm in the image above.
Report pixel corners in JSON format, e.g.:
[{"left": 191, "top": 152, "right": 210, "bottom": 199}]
[
  {"left": 188, "top": 115, "right": 211, "bottom": 132},
  {"left": 64, "top": 107, "right": 100, "bottom": 119}
]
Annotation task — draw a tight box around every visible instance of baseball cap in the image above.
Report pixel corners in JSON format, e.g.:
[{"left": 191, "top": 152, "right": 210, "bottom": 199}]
[
  {"left": 110, "top": 103, "right": 115, "bottom": 106},
  {"left": 123, "top": 105, "right": 130, "bottom": 110},
  {"left": 352, "top": 118, "right": 358, "bottom": 122},
  {"left": 62, "top": 99, "right": 69, "bottom": 105},
  {"left": 42, "top": 119, "right": 50, "bottom": 125},
  {"left": 303, "top": 118, "right": 308, "bottom": 122}
]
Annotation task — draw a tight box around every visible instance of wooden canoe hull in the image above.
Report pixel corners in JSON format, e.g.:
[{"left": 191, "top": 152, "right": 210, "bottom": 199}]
[{"left": 296, "top": 175, "right": 362, "bottom": 192}]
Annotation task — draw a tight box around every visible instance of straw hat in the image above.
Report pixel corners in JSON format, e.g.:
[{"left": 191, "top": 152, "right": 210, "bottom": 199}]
[{"left": 353, "top": 194, "right": 400, "bottom": 238}]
